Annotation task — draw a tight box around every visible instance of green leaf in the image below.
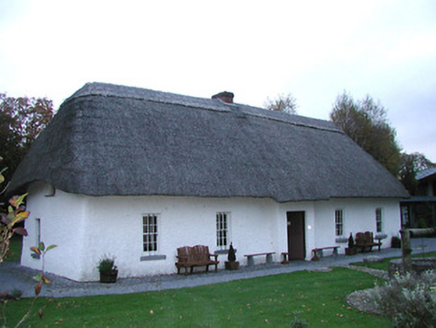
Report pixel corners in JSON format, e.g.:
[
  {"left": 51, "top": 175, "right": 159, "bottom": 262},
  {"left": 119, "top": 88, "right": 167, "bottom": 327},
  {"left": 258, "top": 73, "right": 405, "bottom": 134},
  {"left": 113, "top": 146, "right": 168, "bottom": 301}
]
[
  {"left": 46, "top": 244, "right": 57, "bottom": 252},
  {"left": 39, "top": 242, "right": 45, "bottom": 251},
  {"left": 9, "top": 193, "right": 28, "bottom": 208},
  {"left": 33, "top": 273, "right": 43, "bottom": 282},
  {"left": 0, "top": 167, "right": 7, "bottom": 183}
]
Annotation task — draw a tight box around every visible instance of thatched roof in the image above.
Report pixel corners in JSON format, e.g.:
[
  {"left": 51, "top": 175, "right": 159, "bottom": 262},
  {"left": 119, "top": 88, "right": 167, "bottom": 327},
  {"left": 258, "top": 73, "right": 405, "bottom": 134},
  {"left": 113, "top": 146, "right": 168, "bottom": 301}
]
[{"left": 9, "top": 82, "right": 408, "bottom": 202}]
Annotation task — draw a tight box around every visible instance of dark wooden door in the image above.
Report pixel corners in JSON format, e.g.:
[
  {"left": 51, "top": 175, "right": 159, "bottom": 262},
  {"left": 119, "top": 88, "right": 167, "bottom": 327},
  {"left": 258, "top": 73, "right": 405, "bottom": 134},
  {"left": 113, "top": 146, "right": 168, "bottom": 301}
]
[{"left": 287, "top": 211, "right": 306, "bottom": 260}]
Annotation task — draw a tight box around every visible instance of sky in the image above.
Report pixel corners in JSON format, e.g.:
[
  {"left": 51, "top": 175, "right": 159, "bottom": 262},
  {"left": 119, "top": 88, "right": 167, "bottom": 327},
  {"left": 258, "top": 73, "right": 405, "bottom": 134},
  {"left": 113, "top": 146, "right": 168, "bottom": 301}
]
[{"left": 1, "top": 0, "right": 435, "bottom": 162}]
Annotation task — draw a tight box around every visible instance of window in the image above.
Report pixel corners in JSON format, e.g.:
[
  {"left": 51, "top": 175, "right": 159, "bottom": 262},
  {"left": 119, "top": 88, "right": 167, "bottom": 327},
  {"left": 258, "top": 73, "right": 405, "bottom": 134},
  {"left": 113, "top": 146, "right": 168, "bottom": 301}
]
[
  {"left": 143, "top": 214, "right": 158, "bottom": 253},
  {"left": 32, "top": 218, "right": 42, "bottom": 259},
  {"left": 35, "top": 218, "right": 41, "bottom": 246},
  {"left": 216, "top": 212, "right": 230, "bottom": 248},
  {"left": 376, "top": 208, "right": 383, "bottom": 233},
  {"left": 335, "top": 210, "right": 344, "bottom": 236}
]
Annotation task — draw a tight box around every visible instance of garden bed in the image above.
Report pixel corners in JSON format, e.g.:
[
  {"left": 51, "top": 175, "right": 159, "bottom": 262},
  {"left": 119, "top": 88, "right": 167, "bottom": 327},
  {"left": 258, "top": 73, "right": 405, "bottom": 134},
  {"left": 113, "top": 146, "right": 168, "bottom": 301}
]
[{"left": 388, "top": 257, "right": 436, "bottom": 278}]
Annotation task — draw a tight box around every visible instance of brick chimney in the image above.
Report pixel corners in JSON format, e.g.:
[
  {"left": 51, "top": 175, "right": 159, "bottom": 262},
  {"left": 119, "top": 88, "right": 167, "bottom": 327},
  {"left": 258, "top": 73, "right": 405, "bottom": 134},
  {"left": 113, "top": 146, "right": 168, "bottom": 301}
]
[{"left": 212, "top": 91, "right": 234, "bottom": 104}]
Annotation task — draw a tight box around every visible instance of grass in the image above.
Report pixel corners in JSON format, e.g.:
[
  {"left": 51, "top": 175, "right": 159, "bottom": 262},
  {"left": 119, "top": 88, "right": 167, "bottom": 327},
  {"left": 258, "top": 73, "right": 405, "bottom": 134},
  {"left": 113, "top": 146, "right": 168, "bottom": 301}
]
[
  {"left": 2, "top": 268, "right": 390, "bottom": 327},
  {"left": 4, "top": 234, "right": 22, "bottom": 262},
  {"left": 350, "top": 250, "right": 436, "bottom": 271}
]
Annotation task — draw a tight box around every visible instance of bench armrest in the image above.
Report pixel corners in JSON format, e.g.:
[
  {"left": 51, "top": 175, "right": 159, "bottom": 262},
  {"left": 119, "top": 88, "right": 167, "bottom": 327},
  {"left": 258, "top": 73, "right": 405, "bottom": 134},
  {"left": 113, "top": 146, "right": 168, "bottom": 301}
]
[{"left": 209, "top": 254, "right": 218, "bottom": 260}]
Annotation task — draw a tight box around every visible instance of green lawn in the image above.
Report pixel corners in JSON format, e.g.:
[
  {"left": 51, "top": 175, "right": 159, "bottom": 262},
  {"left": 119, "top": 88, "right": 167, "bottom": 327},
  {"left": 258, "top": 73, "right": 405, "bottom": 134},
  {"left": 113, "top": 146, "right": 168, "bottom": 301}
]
[
  {"left": 3, "top": 268, "right": 390, "bottom": 327},
  {"left": 4, "top": 234, "right": 22, "bottom": 262}
]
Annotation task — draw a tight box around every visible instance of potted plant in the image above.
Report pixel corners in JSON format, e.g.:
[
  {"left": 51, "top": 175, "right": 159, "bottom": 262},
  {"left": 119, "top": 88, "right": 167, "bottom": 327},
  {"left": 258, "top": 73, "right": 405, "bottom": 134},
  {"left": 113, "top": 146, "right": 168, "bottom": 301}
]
[
  {"left": 345, "top": 233, "right": 357, "bottom": 255},
  {"left": 391, "top": 236, "right": 401, "bottom": 248},
  {"left": 98, "top": 255, "right": 118, "bottom": 283},
  {"left": 225, "top": 243, "right": 239, "bottom": 270}
]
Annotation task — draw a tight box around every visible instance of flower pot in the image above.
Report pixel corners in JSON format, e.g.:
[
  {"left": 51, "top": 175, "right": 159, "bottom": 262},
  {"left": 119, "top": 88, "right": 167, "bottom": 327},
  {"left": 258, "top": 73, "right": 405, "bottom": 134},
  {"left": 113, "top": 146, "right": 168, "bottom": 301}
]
[
  {"left": 99, "top": 270, "right": 118, "bottom": 283},
  {"left": 391, "top": 236, "right": 401, "bottom": 248},
  {"left": 225, "top": 261, "right": 240, "bottom": 270},
  {"left": 345, "top": 248, "right": 357, "bottom": 256}
]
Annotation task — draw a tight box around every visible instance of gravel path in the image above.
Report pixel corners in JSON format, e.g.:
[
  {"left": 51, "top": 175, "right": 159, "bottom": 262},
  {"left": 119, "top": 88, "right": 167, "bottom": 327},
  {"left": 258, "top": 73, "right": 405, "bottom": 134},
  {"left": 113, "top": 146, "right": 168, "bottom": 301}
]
[{"left": 1, "top": 238, "right": 435, "bottom": 300}]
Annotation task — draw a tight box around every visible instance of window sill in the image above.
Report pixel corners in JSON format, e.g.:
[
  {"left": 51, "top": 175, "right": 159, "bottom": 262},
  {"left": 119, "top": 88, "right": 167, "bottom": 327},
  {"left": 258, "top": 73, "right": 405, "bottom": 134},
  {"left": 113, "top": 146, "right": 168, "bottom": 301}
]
[
  {"left": 215, "top": 249, "right": 238, "bottom": 255},
  {"left": 140, "top": 255, "right": 166, "bottom": 261}
]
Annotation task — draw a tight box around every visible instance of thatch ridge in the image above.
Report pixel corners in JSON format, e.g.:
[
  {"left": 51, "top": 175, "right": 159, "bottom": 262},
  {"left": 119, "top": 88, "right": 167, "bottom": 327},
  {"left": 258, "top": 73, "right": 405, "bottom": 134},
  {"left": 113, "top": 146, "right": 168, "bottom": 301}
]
[
  {"left": 9, "top": 82, "right": 409, "bottom": 202},
  {"left": 67, "top": 82, "right": 343, "bottom": 133}
]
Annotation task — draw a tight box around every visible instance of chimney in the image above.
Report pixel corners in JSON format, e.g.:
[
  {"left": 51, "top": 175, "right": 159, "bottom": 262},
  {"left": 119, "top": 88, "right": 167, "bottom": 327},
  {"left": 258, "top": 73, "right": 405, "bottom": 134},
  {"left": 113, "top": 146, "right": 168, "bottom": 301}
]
[{"left": 212, "top": 91, "right": 234, "bottom": 104}]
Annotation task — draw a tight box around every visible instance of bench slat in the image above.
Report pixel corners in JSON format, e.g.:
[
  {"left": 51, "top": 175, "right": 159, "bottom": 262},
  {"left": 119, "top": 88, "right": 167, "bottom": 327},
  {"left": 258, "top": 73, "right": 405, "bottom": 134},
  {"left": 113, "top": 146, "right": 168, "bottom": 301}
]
[
  {"left": 175, "top": 245, "right": 219, "bottom": 275},
  {"left": 244, "top": 252, "right": 275, "bottom": 257}
]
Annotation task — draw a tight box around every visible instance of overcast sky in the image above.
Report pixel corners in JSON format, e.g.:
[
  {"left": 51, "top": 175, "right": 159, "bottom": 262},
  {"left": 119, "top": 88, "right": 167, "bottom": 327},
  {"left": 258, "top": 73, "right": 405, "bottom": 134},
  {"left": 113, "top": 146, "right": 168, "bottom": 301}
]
[{"left": 1, "top": 0, "right": 435, "bottom": 162}]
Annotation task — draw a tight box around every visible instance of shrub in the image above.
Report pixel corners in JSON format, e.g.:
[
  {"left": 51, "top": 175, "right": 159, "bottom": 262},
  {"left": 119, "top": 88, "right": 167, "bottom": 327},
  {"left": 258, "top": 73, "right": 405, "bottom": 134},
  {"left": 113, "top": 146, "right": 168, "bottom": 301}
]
[
  {"left": 1, "top": 160, "right": 55, "bottom": 327},
  {"left": 97, "top": 255, "right": 117, "bottom": 272},
  {"left": 417, "top": 218, "right": 428, "bottom": 229},
  {"left": 348, "top": 233, "right": 355, "bottom": 248},
  {"left": 228, "top": 243, "right": 236, "bottom": 262},
  {"left": 367, "top": 270, "right": 436, "bottom": 327},
  {"left": 11, "top": 289, "right": 23, "bottom": 299}
]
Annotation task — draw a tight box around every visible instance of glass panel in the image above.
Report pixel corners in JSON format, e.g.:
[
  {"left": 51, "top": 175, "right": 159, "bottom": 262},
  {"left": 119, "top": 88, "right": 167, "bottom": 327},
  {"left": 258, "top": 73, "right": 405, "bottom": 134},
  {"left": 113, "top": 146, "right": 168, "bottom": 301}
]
[
  {"left": 143, "top": 214, "right": 158, "bottom": 253},
  {"left": 376, "top": 208, "right": 382, "bottom": 232},
  {"left": 335, "top": 210, "right": 343, "bottom": 236},
  {"left": 216, "top": 212, "right": 229, "bottom": 248}
]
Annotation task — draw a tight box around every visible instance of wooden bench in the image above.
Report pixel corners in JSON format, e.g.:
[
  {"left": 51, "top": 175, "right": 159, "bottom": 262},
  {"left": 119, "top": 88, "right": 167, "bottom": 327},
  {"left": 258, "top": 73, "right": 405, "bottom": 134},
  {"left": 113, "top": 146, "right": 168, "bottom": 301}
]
[
  {"left": 355, "top": 231, "right": 382, "bottom": 253},
  {"left": 311, "top": 246, "right": 339, "bottom": 261},
  {"left": 175, "top": 245, "right": 219, "bottom": 275},
  {"left": 244, "top": 252, "right": 275, "bottom": 266}
]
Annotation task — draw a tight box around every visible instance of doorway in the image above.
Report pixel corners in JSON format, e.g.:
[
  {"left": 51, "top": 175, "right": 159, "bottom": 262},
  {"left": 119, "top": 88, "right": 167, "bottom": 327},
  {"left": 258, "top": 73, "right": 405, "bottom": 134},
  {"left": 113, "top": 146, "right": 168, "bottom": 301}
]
[{"left": 287, "top": 211, "right": 306, "bottom": 260}]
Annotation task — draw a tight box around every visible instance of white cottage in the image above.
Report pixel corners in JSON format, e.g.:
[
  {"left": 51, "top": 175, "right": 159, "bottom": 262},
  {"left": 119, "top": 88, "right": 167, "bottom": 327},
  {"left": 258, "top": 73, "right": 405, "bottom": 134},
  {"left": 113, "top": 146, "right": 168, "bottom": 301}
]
[{"left": 9, "top": 83, "right": 408, "bottom": 281}]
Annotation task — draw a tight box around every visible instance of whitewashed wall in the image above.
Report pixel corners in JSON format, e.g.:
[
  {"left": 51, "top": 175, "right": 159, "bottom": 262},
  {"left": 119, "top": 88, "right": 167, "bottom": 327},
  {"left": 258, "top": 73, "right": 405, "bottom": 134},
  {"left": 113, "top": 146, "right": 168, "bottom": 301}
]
[
  {"left": 22, "top": 183, "right": 281, "bottom": 281},
  {"left": 313, "top": 198, "right": 402, "bottom": 255},
  {"left": 80, "top": 195, "right": 280, "bottom": 280},
  {"left": 21, "top": 182, "right": 402, "bottom": 281},
  {"left": 21, "top": 182, "right": 88, "bottom": 279}
]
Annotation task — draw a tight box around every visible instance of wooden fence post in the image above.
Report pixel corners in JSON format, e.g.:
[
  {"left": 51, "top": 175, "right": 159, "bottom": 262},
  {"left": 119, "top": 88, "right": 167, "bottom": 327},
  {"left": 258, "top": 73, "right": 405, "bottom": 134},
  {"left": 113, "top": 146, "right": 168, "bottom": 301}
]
[
  {"left": 400, "top": 227, "right": 435, "bottom": 274},
  {"left": 400, "top": 229, "right": 412, "bottom": 274}
]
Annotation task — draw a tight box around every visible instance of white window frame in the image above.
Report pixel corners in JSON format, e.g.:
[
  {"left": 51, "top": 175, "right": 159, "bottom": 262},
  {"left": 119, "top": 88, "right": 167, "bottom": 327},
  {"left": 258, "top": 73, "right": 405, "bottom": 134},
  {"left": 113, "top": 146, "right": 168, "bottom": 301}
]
[
  {"left": 375, "top": 208, "right": 383, "bottom": 233},
  {"left": 216, "top": 212, "right": 230, "bottom": 249},
  {"left": 335, "top": 210, "right": 344, "bottom": 236},
  {"left": 142, "top": 214, "right": 159, "bottom": 254}
]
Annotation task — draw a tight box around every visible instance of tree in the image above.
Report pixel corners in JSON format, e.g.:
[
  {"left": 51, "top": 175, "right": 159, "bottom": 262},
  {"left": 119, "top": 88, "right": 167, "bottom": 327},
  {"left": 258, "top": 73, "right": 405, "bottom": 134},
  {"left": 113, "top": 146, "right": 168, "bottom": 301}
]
[
  {"left": 0, "top": 93, "right": 54, "bottom": 182},
  {"left": 399, "top": 152, "right": 435, "bottom": 195},
  {"left": 330, "top": 92, "right": 402, "bottom": 176},
  {"left": 264, "top": 93, "right": 298, "bottom": 114}
]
